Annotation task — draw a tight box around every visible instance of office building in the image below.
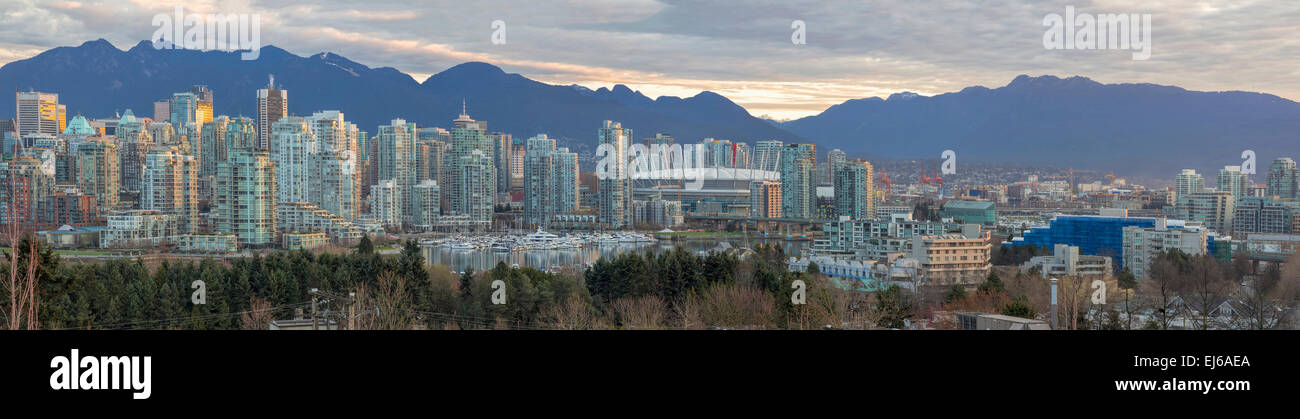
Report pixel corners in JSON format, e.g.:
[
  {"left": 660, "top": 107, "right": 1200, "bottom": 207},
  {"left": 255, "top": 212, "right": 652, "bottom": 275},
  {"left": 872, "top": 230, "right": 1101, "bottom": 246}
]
[
  {"left": 15, "top": 91, "right": 65, "bottom": 136},
  {"left": 256, "top": 75, "right": 287, "bottom": 151}
]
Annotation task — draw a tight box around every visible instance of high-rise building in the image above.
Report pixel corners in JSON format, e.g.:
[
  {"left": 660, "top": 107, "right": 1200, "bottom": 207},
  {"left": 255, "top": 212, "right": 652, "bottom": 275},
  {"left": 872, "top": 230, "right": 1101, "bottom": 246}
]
[
  {"left": 141, "top": 147, "right": 199, "bottom": 233},
  {"left": 825, "top": 149, "right": 847, "bottom": 185},
  {"left": 448, "top": 107, "right": 496, "bottom": 227},
  {"left": 213, "top": 150, "right": 277, "bottom": 247},
  {"left": 15, "top": 91, "right": 65, "bottom": 136},
  {"left": 1175, "top": 169, "right": 1205, "bottom": 199},
  {"left": 780, "top": 143, "right": 817, "bottom": 218},
  {"left": 1266, "top": 157, "right": 1299, "bottom": 201},
  {"left": 754, "top": 140, "right": 784, "bottom": 171},
  {"left": 1217, "top": 165, "right": 1250, "bottom": 199},
  {"left": 411, "top": 180, "right": 441, "bottom": 230},
  {"left": 491, "top": 132, "right": 514, "bottom": 201},
  {"left": 75, "top": 136, "right": 119, "bottom": 216},
  {"left": 169, "top": 92, "right": 198, "bottom": 129},
  {"left": 369, "top": 179, "right": 400, "bottom": 227},
  {"left": 153, "top": 100, "right": 170, "bottom": 124},
  {"left": 271, "top": 116, "right": 315, "bottom": 204},
  {"left": 834, "top": 159, "right": 874, "bottom": 219},
  {"left": 523, "top": 134, "right": 579, "bottom": 228},
  {"left": 116, "top": 115, "right": 155, "bottom": 195},
  {"left": 597, "top": 120, "right": 632, "bottom": 229},
  {"left": 510, "top": 138, "right": 526, "bottom": 191},
  {"left": 190, "top": 85, "right": 214, "bottom": 129},
  {"left": 1176, "top": 191, "right": 1235, "bottom": 233},
  {"left": 256, "top": 75, "right": 287, "bottom": 151},
  {"left": 199, "top": 116, "right": 230, "bottom": 199},
  {"left": 377, "top": 118, "right": 416, "bottom": 225},
  {"left": 306, "top": 111, "right": 360, "bottom": 220},
  {"left": 224, "top": 117, "right": 257, "bottom": 152},
  {"left": 749, "top": 180, "right": 782, "bottom": 218},
  {"left": 0, "top": 156, "right": 55, "bottom": 228}
]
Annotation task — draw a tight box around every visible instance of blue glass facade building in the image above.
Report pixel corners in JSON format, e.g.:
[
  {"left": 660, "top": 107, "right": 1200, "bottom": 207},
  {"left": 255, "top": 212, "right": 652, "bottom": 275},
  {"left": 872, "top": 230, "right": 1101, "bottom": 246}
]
[{"left": 1013, "top": 215, "right": 1158, "bottom": 269}]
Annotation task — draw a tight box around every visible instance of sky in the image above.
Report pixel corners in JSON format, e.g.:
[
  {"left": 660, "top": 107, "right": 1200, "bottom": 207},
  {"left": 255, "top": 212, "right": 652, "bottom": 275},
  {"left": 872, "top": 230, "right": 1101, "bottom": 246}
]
[{"left": 2, "top": 0, "right": 1298, "bottom": 120}]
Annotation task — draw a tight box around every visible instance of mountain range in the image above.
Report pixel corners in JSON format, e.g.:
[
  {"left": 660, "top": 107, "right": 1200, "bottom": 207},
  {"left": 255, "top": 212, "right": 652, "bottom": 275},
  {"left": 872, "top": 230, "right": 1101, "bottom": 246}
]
[
  {"left": 0, "top": 39, "right": 797, "bottom": 158},
  {"left": 4, "top": 39, "right": 1300, "bottom": 180}
]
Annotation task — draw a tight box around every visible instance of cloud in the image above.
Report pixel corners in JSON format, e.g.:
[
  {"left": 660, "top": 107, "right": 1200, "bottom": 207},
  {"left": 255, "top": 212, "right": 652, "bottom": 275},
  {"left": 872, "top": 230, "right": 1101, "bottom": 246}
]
[{"left": 1, "top": 0, "right": 1298, "bottom": 119}]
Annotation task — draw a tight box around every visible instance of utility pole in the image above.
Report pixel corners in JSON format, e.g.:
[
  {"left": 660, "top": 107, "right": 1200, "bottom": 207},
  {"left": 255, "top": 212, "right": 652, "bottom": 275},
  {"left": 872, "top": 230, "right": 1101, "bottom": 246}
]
[
  {"left": 310, "top": 288, "right": 318, "bottom": 331},
  {"left": 1050, "top": 278, "right": 1059, "bottom": 330}
]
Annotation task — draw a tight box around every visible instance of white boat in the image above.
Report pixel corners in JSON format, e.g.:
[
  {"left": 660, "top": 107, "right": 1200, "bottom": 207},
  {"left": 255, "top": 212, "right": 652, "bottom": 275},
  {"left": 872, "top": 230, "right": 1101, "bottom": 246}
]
[{"left": 522, "top": 228, "right": 563, "bottom": 246}]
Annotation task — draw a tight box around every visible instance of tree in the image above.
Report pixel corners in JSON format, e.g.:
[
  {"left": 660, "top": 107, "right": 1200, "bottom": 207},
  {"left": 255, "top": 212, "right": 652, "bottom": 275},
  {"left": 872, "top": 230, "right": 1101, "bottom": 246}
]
[
  {"left": 355, "top": 235, "right": 374, "bottom": 256},
  {"left": 978, "top": 272, "right": 1005, "bottom": 293},
  {"left": 873, "top": 285, "right": 912, "bottom": 329},
  {"left": 1000, "top": 298, "right": 1035, "bottom": 319},
  {"left": 1116, "top": 268, "right": 1138, "bottom": 330},
  {"left": 945, "top": 284, "right": 967, "bottom": 303},
  {"left": 1182, "top": 255, "right": 1231, "bottom": 330},
  {"left": 1143, "top": 250, "right": 1189, "bottom": 330},
  {"left": 240, "top": 296, "right": 274, "bottom": 330}
]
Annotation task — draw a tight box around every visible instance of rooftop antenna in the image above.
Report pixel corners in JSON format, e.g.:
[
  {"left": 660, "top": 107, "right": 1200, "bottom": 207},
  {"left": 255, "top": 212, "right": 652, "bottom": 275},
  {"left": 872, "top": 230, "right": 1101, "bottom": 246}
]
[
  {"left": 462, "top": 98, "right": 467, "bottom": 115},
  {"left": 268, "top": 73, "right": 275, "bottom": 89}
]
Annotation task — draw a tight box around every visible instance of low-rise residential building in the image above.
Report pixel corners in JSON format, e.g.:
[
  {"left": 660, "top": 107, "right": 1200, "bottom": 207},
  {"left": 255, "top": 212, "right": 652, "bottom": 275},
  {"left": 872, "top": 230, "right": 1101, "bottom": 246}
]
[
  {"left": 37, "top": 224, "right": 104, "bottom": 248},
  {"left": 177, "top": 234, "right": 238, "bottom": 252},
  {"left": 100, "top": 210, "right": 179, "bottom": 248},
  {"left": 1121, "top": 222, "right": 1208, "bottom": 279},
  {"left": 276, "top": 201, "right": 364, "bottom": 244},
  {"left": 909, "top": 224, "right": 992, "bottom": 285},
  {"left": 1023, "top": 243, "right": 1113, "bottom": 279},
  {"left": 283, "top": 232, "right": 329, "bottom": 250}
]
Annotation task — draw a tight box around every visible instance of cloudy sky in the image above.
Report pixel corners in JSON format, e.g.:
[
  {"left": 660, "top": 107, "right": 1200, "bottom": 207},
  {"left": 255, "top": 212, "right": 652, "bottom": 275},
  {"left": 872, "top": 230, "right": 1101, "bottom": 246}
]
[{"left": 2, "top": 0, "right": 1298, "bottom": 119}]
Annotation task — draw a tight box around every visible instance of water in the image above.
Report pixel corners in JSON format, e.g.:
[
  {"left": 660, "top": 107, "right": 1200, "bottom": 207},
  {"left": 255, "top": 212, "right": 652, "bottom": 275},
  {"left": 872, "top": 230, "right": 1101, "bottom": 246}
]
[{"left": 422, "top": 238, "right": 807, "bottom": 272}]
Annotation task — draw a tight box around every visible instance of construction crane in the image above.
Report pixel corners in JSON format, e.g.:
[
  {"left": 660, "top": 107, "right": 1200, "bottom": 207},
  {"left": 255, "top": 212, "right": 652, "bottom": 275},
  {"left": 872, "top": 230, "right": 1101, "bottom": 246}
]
[
  {"left": 1061, "top": 168, "right": 1097, "bottom": 195},
  {"left": 875, "top": 167, "right": 892, "bottom": 195},
  {"left": 919, "top": 159, "right": 943, "bottom": 188}
]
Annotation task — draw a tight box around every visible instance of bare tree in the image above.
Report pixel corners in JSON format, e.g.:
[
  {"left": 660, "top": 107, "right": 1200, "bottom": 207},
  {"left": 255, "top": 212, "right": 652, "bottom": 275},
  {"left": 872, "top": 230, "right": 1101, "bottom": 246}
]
[
  {"left": 692, "top": 283, "right": 775, "bottom": 329},
  {"left": 542, "top": 294, "right": 604, "bottom": 330},
  {"left": 1142, "top": 255, "right": 1184, "bottom": 329},
  {"left": 611, "top": 295, "right": 667, "bottom": 330},
  {"left": 240, "top": 296, "right": 274, "bottom": 330},
  {"left": 4, "top": 224, "right": 41, "bottom": 330},
  {"left": 374, "top": 271, "right": 412, "bottom": 330},
  {"left": 1182, "top": 255, "right": 1232, "bottom": 330}
]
